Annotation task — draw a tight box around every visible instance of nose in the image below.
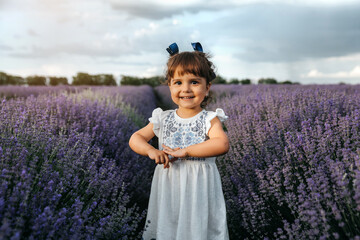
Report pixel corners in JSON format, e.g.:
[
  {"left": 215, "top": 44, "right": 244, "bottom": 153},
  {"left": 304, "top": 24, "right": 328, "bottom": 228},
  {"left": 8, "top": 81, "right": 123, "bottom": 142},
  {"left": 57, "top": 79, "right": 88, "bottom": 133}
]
[{"left": 181, "top": 82, "right": 191, "bottom": 92}]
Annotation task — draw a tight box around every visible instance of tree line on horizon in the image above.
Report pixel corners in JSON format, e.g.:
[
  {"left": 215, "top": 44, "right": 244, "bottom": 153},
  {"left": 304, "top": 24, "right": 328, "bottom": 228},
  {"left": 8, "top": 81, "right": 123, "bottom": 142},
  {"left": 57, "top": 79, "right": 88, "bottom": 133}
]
[{"left": 0, "top": 71, "right": 299, "bottom": 86}]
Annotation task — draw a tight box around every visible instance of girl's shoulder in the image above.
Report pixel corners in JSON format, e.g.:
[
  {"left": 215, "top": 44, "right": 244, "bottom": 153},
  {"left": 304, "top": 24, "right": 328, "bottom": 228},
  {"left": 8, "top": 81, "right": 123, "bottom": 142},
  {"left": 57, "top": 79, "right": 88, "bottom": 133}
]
[
  {"left": 204, "top": 108, "right": 228, "bottom": 135},
  {"left": 148, "top": 108, "right": 174, "bottom": 137},
  {"left": 204, "top": 108, "right": 228, "bottom": 123},
  {"left": 148, "top": 107, "right": 173, "bottom": 123}
]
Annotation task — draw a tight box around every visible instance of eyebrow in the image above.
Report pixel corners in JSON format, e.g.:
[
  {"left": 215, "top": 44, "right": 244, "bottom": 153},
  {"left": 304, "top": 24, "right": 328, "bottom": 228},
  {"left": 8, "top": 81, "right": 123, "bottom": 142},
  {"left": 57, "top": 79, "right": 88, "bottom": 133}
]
[{"left": 172, "top": 77, "right": 201, "bottom": 83}]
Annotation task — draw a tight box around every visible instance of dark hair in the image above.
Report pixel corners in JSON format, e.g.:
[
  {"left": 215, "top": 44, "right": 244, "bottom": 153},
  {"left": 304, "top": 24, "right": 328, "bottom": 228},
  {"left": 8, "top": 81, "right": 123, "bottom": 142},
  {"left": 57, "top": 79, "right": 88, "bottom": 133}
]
[{"left": 164, "top": 51, "right": 216, "bottom": 108}]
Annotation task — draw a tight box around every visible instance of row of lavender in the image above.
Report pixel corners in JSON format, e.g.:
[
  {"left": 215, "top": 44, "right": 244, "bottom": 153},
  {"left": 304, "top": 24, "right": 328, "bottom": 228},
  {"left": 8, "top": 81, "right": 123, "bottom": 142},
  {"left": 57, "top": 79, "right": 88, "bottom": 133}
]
[
  {"left": 0, "top": 86, "right": 156, "bottom": 239},
  {"left": 0, "top": 85, "right": 84, "bottom": 99},
  {"left": 155, "top": 84, "right": 360, "bottom": 239},
  {"left": 0, "top": 85, "right": 154, "bottom": 121},
  {"left": 211, "top": 85, "right": 360, "bottom": 240}
]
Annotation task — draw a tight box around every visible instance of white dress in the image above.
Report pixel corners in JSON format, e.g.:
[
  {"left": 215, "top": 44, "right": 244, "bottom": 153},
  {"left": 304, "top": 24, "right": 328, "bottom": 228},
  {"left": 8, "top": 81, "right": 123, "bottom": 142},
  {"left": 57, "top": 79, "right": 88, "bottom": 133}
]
[{"left": 142, "top": 108, "right": 229, "bottom": 240}]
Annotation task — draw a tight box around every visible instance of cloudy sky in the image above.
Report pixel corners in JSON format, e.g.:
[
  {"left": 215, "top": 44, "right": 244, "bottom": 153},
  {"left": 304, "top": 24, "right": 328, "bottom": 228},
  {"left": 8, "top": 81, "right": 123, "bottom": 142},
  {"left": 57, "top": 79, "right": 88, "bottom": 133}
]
[{"left": 1, "top": 0, "right": 360, "bottom": 84}]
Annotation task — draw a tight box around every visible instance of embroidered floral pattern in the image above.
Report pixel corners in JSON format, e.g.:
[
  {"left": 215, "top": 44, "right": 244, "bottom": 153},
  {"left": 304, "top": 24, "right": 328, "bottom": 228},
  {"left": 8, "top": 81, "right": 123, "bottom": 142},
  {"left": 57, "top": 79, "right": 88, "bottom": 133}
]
[{"left": 162, "top": 111, "right": 208, "bottom": 161}]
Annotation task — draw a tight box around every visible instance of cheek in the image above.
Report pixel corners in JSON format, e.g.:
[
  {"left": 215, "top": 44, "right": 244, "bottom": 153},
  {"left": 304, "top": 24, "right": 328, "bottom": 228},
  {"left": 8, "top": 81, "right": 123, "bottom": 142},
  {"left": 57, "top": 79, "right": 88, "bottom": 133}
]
[
  {"left": 169, "top": 87, "right": 179, "bottom": 97},
  {"left": 199, "top": 87, "right": 209, "bottom": 95}
]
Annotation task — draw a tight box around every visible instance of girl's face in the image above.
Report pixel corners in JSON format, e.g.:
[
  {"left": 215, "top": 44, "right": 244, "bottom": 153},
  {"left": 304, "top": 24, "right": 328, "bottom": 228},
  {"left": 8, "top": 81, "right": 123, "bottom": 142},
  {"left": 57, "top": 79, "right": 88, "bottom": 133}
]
[{"left": 168, "top": 67, "right": 211, "bottom": 112}]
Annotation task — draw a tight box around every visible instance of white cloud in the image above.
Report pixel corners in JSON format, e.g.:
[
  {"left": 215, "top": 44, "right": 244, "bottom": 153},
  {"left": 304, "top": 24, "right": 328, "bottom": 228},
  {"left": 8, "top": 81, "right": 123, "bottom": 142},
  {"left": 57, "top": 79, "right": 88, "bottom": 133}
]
[
  {"left": 325, "top": 53, "right": 360, "bottom": 62},
  {"left": 304, "top": 66, "right": 360, "bottom": 78},
  {"left": 103, "top": 33, "right": 118, "bottom": 41},
  {"left": 143, "top": 66, "right": 161, "bottom": 77},
  {"left": 134, "top": 22, "right": 159, "bottom": 38},
  {"left": 27, "top": 29, "right": 38, "bottom": 37},
  {"left": 5, "top": 63, "right": 77, "bottom": 79},
  {"left": 40, "top": 64, "right": 76, "bottom": 77},
  {"left": 190, "top": 30, "right": 201, "bottom": 41}
]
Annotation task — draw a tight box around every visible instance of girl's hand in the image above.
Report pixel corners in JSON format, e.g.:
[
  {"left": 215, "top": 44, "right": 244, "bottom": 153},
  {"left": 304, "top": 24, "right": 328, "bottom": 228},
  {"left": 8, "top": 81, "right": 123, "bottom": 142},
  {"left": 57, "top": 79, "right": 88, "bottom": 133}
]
[
  {"left": 162, "top": 144, "right": 188, "bottom": 159},
  {"left": 147, "top": 148, "right": 173, "bottom": 169}
]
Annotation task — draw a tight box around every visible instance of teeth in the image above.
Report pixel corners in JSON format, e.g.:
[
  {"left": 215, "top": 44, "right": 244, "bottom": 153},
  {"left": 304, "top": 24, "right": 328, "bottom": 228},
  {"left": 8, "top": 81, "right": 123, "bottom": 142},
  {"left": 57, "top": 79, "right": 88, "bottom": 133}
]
[{"left": 181, "top": 97, "right": 194, "bottom": 99}]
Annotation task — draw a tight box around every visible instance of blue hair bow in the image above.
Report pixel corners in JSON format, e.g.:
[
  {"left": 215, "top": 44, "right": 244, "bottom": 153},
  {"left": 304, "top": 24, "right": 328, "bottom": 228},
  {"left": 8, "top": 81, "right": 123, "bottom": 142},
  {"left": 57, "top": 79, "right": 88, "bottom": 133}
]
[
  {"left": 191, "top": 42, "right": 216, "bottom": 79},
  {"left": 191, "top": 42, "right": 203, "bottom": 52},
  {"left": 166, "top": 43, "right": 179, "bottom": 56},
  {"left": 166, "top": 42, "right": 204, "bottom": 56}
]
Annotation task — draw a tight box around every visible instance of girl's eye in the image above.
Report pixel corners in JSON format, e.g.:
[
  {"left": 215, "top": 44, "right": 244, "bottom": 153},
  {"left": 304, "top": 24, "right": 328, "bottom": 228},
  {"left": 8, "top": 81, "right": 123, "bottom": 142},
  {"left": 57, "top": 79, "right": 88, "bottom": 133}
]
[
  {"left": 191, "top": 81, "right": 199, "bottom": 84},
  {"left": 174, "top": 81, "right": 181, "bottom": 85}
]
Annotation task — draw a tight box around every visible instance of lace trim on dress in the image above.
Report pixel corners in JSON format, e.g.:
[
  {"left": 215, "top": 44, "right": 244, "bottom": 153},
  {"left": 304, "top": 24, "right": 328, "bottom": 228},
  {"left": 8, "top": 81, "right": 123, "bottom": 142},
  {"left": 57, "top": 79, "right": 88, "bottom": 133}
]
[
  {"left": 148, "top": 107, "right": 163, "bottom": 137},
  {"left": 205, "top": 108, "right": 228, "bottom": 135}
]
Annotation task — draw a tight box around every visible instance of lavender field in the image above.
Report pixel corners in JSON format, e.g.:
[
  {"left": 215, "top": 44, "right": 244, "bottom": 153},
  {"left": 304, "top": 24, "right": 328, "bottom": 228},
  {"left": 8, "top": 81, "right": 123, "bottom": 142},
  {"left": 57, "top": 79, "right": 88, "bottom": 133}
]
[{"left": 1, "top": 84, "right": 360, "bottom": 239}]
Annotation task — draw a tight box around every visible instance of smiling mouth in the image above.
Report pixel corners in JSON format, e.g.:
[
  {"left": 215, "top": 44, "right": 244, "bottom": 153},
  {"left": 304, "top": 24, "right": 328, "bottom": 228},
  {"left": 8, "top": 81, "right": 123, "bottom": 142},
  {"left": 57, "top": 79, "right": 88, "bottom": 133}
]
[{"left": 180, "top": 96, "right": 195, "bottom": 99}]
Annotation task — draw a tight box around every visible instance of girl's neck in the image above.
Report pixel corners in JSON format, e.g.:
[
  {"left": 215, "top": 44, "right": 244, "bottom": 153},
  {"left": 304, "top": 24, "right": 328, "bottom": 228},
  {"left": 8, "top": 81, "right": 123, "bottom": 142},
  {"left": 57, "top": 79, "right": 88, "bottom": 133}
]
[{"left": 176, "top": 107, "right": 203, "bottom": 118}]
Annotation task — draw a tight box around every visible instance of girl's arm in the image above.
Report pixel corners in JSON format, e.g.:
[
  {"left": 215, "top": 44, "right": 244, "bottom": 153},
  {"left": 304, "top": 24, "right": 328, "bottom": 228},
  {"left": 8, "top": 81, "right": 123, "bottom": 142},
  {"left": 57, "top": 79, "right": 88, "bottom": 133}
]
[
  {"left": 129, "top": 123, "right": 173, "bottom": 168},
  {"left": 129, "top": 123, "right": 156, "bottom": 156},
  {"left": 162, "top": 117, "right": 229, "bottom": 158}
]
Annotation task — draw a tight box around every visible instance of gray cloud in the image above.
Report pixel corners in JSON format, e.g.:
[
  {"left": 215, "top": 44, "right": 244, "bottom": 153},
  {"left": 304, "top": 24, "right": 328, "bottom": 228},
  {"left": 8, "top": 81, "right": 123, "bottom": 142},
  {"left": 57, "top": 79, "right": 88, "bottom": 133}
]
[
  {"left": 215, "top": 3, "right": 360, "bottom": 62},
  {"left": 8, "top": 39, "right": 137, "bottom": 59},
  {"left": 0, "top": 44, "right": 13, "bottom": 51},
  {"left": 108, "top": 1, "right": 228, "bottom": 19},
  {"left": 108, "top": 1, "right": 360, "bottom": 63},
  {"left": 27, "top": 29, "right": 38, "bottom": 37}
]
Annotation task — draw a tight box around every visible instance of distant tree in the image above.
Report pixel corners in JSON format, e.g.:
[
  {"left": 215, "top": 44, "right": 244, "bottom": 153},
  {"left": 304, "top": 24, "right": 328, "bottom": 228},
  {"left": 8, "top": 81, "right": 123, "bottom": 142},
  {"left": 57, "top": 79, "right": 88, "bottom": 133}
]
[
  {"left": 26, "top": 75, "right": 46, "bottom": 85},
  {"left": 229, "top": 78, "right": 240, "bottom": 84},
  {"left": 11, "top": 76, "right": 26, "bottom": 85},
  {"left": 240, "top": 78, "right": 251, "bottom": 85},
  {"left": 258, "top": 78, "right": 278, "bottom": 84},
  {"left": 49, "top": 76, "right": 68, "bottom": 86},
  {"left": 120, "top": 75, "right": 163, "bottom": 87},
  {"left": 99, "top": 74, "right": 117, "bottom": 86},
  {"left": 0, "top": 72, "right": 25, "bottom": 85},
  {"left": 120, "top": 76, "right": 142, "bottom": 86},
  {"left": 72, "top": 72, "right": 93, "bottom": 85},
  {"left": 0, "top": 72, "right": 7, "bottom": 85},
  {"left": 212, "top": 75, "right": 227, "bottom": 84},
  {"left": 143, "top": 76, "right": 164, "bottom": 87},
  {"left": 72, "top": 73, "right": 117, "bottom": 86},
  {"left": 92, "top": 74, "right": 117, "bottom": 86},
  {"left": 280, "top": 80, "right": 293, "bottom": 84}
]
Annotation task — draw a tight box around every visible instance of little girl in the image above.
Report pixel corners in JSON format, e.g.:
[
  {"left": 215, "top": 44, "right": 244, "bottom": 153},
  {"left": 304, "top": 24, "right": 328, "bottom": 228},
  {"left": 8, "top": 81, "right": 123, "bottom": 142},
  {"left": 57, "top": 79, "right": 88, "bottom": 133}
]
[{"left": 129, "top": 42, "right": 230, "bottom": 240}]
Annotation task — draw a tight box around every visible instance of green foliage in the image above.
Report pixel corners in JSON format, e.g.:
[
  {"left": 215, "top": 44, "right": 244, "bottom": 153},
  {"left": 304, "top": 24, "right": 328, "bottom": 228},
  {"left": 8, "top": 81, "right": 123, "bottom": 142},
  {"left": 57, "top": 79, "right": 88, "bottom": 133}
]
[
  {"left": 121, "top": 76, "right": 142, "bottom": 86},
  {"left": 49, "top": 76, "right": 68, "bottom": 86},
  {"left": 212, "top": 75, "right": 227, "bottom": 84},
  {"left": 26, "top": 75, "right": 46, "bottom": 86},
  {"left": 0, "top": 72, "right": 25, "bottom": 85},
  {"left": 240, "top": 78, "right": 251, "bottom": 84},
  {"left": 226, "top": 78, "right": 252, "bottom": 85},
  {"left": 72, "top": 72, "right": 93, "bottom": 85},
  {"left": 229, "top": 78, "right": 240, "bottom": 84},
  {"left": 72, "top": 72, "right": 117, "bottom": 86},
  {"left": 0, "top": 72, "right": 8, "bottom": 85},
  {"left": 258, "top": 78, "right": 278, "bottom": 84},
  {"left": 280, "top": 80, "right": 293, "bottom": 84},
  {"left": 95, "top": 74, "right": 117, "bottom": 86},
  {"left": 120, "top": 75, "right": 164, "bottom": 87}
]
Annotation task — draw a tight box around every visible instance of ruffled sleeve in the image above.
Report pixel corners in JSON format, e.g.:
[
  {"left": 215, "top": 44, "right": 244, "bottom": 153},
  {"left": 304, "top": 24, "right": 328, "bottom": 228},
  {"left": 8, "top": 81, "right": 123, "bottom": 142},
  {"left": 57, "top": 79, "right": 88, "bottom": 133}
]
[
  {"left": 148, "top": 107, "right": 163, "bottom": 137},
  {"left": 205, "top": 108, "right": 229, "bottom": 135}
]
